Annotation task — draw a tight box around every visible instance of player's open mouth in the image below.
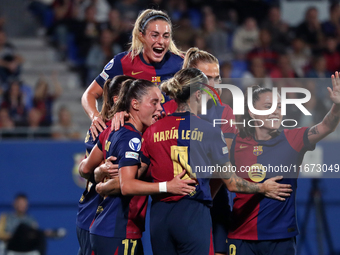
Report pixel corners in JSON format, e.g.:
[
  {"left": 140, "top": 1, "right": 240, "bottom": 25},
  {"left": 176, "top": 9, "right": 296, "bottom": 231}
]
[
  {"left": 153, "top": 47, "right": 164, "bottom": 56},
  {"left": 152, "top": 114, "right": 159, "bottom": 123}
]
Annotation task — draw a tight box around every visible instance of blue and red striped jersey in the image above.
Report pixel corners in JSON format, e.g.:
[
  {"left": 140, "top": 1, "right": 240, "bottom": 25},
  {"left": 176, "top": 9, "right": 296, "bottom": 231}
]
[
  {"left": 89, "top": 123, "right": 148, "bottom": 239},
  {"left": 95, "top": 51, "right": 183, "bottom": 104},
  {"left": 141, "top": 112, "right": 230, "bottom": 206},
  {"left": 228, "top": 127, "right": 315, "bottom": 240},
  {"left": 162, "top": 100, "right": 236, "bottom": 138},
  {"left": 76, "top": 123, "right": 111, "bottom": 231}
]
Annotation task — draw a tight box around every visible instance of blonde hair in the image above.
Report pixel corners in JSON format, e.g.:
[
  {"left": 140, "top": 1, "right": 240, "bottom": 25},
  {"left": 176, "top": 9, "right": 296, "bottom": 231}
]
[
  {"left": 161, "top": 68, "right": 207, "bottom": 103},
  {"left": 182, "top": 47, "right": 219, "bottom": 69},
  {"left": 129, "top": 9, "right": 183, "bottom": 60}
]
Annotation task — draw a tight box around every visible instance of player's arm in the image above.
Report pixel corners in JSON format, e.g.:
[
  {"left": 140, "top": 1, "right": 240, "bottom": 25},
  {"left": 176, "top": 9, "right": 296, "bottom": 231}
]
[
  {"left": 96, "top": 177, "right": 120, "bottom": 196},
  {"left": 120, "top": 166, "right": 196, "bottom": 196},
  {"left": 209, "top": 137, "right": 233, "bottom": 198},
  {"left": 79, "top": 145, "right": 103, "bottom": 180},
  {"left": 218, "top": 162, "right": 292, "bottom": 201},
  {"left": 81, "top": 80, "right": 107, "bottom": 139},
  {"left": 94, "top": 156, "right": 118, "bottom": 183},
  {"left": 308, "top": 72, "right": 340, "bottom": 144},
  {"left": 95, "top": 161, "right": 149, "bottom": 196}
]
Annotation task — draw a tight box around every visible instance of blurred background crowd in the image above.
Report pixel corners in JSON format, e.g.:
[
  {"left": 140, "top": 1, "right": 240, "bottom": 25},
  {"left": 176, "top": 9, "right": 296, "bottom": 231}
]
[{"left": 1, "top": 0, "right": 340, "bottom": 139}]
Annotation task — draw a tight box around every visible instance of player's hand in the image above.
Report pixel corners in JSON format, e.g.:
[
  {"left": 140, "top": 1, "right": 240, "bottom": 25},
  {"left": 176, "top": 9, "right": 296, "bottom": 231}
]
[
  {"left": 91, "top": 115, "right": 107, "bottom": 139},
  {"left": 111, "top": 111, "right": 130, "bottom": 131},
  {"left": 329, "top": 71, "right": 340, "bottom": 105},
  {"left": 96, "top": 177, "right": 120, "bottom": 197},
  {"left": 262, "top": 176, "right": 292, "bottom": 201},
  {"left": 94, "top": 156, "right": 118, "bottom": 182},
  {"left": 105, "top": 156, "right": 119, "bottom": 178},
  {"left": 166, "top": 170, "right": 197, "bottom": 195}
]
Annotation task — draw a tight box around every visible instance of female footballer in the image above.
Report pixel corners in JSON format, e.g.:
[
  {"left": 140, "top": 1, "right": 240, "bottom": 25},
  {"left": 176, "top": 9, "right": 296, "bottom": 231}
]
[
  {"left": 81, "top": 9, "right": 183, "bottom": 139},
  {"left": 228, "top": 72, "right": 340, "bottom": 255}
]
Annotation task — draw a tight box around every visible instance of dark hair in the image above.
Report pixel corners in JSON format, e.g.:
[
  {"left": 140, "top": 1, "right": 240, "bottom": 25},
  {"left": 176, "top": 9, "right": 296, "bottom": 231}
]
[
  {"left": 110, "top": 79, "right": 157, "bottom": 117},
  {"left": 238, "top": 86, "right": 273, "bottom": 138},
  {"left": 101, "top": 75, "right": 136, "bottom": 122},
  {"left": 161, "top": 68, "right": 207, "bottom": 104},
  {"left": 15, "top": 193, "right": 28, "bottom": 200}
]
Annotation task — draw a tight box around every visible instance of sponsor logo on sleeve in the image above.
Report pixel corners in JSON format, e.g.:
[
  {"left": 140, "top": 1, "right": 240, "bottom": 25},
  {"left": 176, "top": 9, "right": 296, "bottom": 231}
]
[
  {"left": 222, "top": 146, "right": 229, "bottom": 154},
  {"left": 125, "top": 151, "right": 139, "bottom": 160},
  {"left": 129, "top": 138, "right": 141, "bottom": 151},
  {"left": 100, "top": 71, "right": 109, "bottom": 81}
]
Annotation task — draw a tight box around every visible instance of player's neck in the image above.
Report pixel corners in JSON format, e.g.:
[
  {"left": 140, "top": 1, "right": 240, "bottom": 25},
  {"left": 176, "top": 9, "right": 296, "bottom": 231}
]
[
  {"left": 127, "top": 114, "right": 144, "bottom": 133},
  {"left": 176, "top": 101, "right": 197, "bottom": 115},
  {"left": 254, "top": 128, "right": 273, "bottom": 141}
]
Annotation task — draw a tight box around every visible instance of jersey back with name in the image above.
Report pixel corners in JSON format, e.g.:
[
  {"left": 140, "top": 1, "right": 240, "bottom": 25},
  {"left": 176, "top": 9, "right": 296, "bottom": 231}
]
[
  {"left": 229, "top": 127, "right": 315, "bottom": 240},
  {"left": 90, "top": 124, "right": 148, "bottom": 239},
  {"left": 142, "top": 112, "right": 230, "bottom": 206}
]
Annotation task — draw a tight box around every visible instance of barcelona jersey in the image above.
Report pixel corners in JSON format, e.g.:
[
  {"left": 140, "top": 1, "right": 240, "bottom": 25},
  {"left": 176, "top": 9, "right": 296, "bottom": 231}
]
[
  {"left": 95, "top": 51, "right": 183, "bottom": 104},
  {"left": 163, "top": 100, "right": 236, "bottom": 138},
  {"left": 141, "top": 112, "right": 230, "bottom": 206},
  {"left": 229, "top": 127, "right": 315, "bottom": 240},
  {"left": 89, "top": 123, "right": 148, "bottom": 239},
  {"left": 76, "top": 122, "right": 111, "bottom": 231}
]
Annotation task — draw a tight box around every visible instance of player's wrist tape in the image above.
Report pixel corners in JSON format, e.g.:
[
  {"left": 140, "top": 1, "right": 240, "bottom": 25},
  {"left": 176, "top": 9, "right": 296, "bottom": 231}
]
[{"left": 159, "top": 182, "right": 167, "bottom": 193}]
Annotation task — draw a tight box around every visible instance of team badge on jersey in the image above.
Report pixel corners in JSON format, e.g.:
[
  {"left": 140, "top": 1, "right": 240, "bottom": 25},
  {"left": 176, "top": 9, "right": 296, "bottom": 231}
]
[
  {"left": 129, "top": 138, "right": 141, "bottom": 151},
  {"left": 152, "top": 76, "right": 161, "bottom": 85},
  {"left": 253, "top": 146, "right": 263, "bottom": 156}
]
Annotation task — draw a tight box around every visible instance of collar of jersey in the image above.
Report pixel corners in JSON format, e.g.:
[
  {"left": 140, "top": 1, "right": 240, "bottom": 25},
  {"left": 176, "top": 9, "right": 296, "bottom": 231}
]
[
  {"left": 139, "top": 51, "right": 169, "bottom": 68},
  {"left": 169, "top": 111, "right": 195, "bottom": 117},
  {"left": 252, "top": 130, "right": 282, "bottom": 146},
  {"left": 123, "top": 122, "right": 142, "bottom": 136}
]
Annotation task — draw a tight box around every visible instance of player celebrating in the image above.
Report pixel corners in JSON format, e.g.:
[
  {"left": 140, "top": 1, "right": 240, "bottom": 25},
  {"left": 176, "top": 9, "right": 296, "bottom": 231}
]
[
  {"left": 82, "top": 9, "right": 183, "bottom": 138},
  {"left": 79, "top": 79, "right": 196, "bottom": 255},
  {"left": 77, "top": 75, "right": 134, "bottom": 255},
  {"left": 228, "top": 72, "right": 340, "bottom": 255},
  {"left": 161, "top": 47, "right": 237, "bottom": 255},
  {"left": 119, "top": 68, "right": 292, "bottom": 255}
]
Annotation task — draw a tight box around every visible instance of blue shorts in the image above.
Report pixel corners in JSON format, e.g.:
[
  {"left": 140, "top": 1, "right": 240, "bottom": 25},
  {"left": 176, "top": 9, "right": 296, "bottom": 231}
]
[
  {"left": 150, "top": 198, "right": 214, "bottom": 255},
  {"left": 228, "top": 237, "right": 296, "bottom": 255},
  {"left": 76, "top": 226, "right": 92, "bottom": 255},
  {"left": 211, "top": 188, "right": 231, "bottom": 253},
  {"left": 90, "top": 234, "right": 143, "bottom": 255}
]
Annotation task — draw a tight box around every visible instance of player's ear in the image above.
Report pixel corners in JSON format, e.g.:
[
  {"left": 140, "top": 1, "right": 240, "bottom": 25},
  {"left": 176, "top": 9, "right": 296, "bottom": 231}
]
[
  {"left": 139, "top": 32, "right": 145, "bottom": 43},
  {"left": 131, "top": 98, "right": 139, "bottom": 111},
  {"left": 195, "top": 90, "right": 201, "bottom": 101}
]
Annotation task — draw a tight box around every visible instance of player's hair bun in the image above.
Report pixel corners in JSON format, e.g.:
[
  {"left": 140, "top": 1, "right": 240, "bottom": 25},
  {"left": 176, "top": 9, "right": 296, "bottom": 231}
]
[{"left": 161, "top": 77, "right": 182, "bottom": 99}]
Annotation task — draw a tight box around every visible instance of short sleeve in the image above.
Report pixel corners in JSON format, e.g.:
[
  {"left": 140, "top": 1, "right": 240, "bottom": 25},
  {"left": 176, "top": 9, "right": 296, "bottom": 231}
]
[
  {"left": 141, "top": 130, "right": 151, "bottom": 165},
  {"left": 221, "top": 104, "right": 237, "bottom": 138},
  {"left": 96, "top": 128, "right": 111, "bottom": 152},
  {"left": 284, "top": 127, "right": 316, "bottom": 152},
  {"left": 94, "top": 54, "right": 124, "bottom": 88},
  {"left": 162, "top": 99, "right": 178, "bottom": 115},
  {"left": 116, "top": 132, "right": 142, "bottom": 168},
  {"left": 206, "top": 127, "right": 230, "bottom": 165}
]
